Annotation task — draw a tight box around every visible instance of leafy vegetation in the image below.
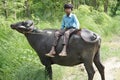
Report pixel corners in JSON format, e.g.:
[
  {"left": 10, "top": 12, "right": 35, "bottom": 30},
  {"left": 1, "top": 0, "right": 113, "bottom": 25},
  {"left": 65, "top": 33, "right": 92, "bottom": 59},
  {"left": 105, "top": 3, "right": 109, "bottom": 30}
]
[{"left": 0, "top": 0, "right": 120, "bottom": 80}]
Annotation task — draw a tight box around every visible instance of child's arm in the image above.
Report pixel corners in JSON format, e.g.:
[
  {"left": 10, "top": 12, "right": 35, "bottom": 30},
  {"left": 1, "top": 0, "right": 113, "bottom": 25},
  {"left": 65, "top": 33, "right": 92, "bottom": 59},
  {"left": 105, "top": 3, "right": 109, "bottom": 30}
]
[
  {"left": 61, "top": 16, "right": 65, "bottom": 30},
  {"left": 73, "top": 14, "right": 80, "bottom": 29}
]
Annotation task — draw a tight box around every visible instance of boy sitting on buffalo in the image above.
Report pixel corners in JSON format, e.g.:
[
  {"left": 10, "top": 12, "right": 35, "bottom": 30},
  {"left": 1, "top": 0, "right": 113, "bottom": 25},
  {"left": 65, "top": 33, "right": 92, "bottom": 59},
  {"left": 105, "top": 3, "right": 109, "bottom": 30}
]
[{"left": 46, "top": 3, "right": 80, "bottom": 57}]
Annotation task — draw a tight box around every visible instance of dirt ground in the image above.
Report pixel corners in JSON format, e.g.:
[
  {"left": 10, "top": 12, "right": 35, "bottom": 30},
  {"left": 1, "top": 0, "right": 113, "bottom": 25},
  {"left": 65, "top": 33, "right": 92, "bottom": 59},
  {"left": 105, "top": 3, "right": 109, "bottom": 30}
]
[
  {"left": 62, "top": 57, "right": 120, "bottom": 80},
  {"left": 94, "top": 57, "right": 120, "bottom": 80}
]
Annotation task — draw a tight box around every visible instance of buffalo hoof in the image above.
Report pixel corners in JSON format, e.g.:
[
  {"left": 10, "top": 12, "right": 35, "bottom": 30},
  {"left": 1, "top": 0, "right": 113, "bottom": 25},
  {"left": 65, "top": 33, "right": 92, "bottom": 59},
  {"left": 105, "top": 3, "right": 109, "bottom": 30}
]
[
  {"left": 45, "top": 54, "right": 55, "bottom": 57},
  {"left": 59, "top": 52, "right": 67, "bottom": 56}
]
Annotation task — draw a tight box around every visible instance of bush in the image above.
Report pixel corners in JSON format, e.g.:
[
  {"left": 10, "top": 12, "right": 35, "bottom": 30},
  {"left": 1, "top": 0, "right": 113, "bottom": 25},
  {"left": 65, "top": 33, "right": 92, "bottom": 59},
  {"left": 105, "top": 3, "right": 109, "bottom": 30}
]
[{"left": 74, "top": 5, "right": 120, "bottom": 37}]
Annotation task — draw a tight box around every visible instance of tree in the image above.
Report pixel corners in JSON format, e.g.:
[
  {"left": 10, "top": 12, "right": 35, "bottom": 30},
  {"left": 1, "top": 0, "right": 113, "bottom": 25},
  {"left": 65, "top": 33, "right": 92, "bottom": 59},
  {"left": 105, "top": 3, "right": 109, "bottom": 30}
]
[
  {"left": 104, "top": 0, "right": 108, "bottom": 13},
  {"left": 25, "top": 0, "right": 31, "bottom": 17},
  {"left": 2, "top": 0, "right": 8, "bottom": 18},
  {"left": 111, "top": 0, "right": 120, "bottom": 15}
]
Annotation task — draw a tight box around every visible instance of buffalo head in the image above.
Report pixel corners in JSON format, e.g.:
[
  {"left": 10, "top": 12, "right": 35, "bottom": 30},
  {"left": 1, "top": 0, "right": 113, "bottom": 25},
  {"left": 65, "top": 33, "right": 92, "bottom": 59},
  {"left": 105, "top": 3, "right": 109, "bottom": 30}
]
[{"left": 10, "top": 20, "right": 34, "bottom": 33}]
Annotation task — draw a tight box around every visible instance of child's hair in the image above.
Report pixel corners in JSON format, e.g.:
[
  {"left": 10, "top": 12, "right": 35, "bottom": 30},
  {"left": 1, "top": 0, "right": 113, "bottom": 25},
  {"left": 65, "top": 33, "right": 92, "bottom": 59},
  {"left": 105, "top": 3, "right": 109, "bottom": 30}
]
[{"left": 64, "top": 4, "right": 73, "bottom": 10}]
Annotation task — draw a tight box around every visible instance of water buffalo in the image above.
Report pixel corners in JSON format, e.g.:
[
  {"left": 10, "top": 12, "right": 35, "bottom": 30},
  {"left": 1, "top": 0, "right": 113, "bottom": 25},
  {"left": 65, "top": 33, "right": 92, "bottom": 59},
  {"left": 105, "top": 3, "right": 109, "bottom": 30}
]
[{"left": 10, "top": 20, "right": 105, "bottom": 80}]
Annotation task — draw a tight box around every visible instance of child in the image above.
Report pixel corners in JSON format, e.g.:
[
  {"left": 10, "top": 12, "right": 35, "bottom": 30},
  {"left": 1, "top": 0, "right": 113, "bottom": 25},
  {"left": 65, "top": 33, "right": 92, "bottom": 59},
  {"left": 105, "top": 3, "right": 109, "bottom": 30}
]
[{"left": 46, "top": 3, "right": 80, "bottom": 57}]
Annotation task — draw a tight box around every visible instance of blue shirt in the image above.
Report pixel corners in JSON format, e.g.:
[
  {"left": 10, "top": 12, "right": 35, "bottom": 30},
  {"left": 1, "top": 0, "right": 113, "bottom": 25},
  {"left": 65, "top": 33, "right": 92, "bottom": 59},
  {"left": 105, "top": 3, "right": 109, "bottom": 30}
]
[{"left": 61, "top": 13, "right": 80, "bottom": 29}]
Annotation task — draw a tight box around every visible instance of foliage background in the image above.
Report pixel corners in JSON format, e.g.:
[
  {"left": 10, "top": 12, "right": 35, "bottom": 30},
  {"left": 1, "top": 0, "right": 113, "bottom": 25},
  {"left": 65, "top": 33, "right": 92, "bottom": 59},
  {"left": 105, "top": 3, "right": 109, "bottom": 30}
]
[{"left": 0, "top": 0, "right": 120, "bottom": 80}]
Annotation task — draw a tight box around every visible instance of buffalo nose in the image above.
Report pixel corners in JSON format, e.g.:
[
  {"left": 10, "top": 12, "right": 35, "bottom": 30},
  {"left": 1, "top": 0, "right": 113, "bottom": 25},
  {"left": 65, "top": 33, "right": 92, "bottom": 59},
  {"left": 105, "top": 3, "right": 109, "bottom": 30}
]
[
  {"left": 10, "top": 24, "right": 13, "bottom": 27},
  {"left": 10, "top": 24, "right": 15, "bottom": 29}
]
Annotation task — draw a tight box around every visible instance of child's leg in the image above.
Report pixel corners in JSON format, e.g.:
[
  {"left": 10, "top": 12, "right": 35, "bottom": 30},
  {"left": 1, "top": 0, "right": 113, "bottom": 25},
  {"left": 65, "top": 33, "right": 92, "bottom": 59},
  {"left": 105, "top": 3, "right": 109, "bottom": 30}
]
[
  {"left": 59, "top": 30, "right": 70, "bottom": 56},
  {"left": 59, "top": 29, "right": 75, "bottom": 56},
  {"left": 45, "top": 31, "right": 61, "bottom": 57}
]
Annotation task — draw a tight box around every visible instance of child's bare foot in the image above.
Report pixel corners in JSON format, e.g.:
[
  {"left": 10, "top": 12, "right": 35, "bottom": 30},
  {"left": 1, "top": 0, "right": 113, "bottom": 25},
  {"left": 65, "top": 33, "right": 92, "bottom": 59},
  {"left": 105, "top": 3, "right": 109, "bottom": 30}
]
[
  {"left": 59, "top": 51, "right": 67, "bottom": 56},
  {"left": 45, "top": 47, "right": 56, "bottom": 57},
  {"left": 45, "top": 53, "right": 55, "bottom": 57},
  {"left": 45, "top": 51, "right": 56, "bottom": 57}
]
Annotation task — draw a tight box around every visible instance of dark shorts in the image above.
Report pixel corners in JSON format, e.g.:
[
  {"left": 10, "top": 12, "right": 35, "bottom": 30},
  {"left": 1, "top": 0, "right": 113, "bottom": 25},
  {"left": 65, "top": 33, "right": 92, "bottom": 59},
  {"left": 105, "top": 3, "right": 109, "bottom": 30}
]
[
  {"left": 57, "top": 27, "right": 77, "bottom": 36},
  {"left": 53, "top": 27, "right": 78, "bottom": 46}
]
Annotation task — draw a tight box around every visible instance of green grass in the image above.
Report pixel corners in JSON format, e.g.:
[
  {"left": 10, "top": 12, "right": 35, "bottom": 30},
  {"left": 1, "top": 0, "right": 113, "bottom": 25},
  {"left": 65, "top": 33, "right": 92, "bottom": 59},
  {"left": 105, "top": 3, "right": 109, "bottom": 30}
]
[
  {"left": 101, "top": 35, "right": 120, "bottom": 60},
  {"left": 0, "top": 5, "right": 120, "bottom": 80}
]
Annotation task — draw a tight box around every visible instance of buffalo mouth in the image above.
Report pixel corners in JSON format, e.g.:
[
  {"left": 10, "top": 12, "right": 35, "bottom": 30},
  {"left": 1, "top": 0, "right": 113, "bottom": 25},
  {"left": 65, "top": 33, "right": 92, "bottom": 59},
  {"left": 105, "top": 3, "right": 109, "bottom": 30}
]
[
  {"left": 10, "top": 24, "right": 26, "bottom": 30},
  {"left": 10, "top": 24, "right": 16, "bottom": 29}
]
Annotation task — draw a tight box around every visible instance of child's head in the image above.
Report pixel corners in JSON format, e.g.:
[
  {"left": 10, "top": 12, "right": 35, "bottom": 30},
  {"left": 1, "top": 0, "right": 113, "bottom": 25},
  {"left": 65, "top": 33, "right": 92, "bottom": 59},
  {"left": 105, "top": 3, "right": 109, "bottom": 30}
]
[{"left": 64, "top": 4, "right": 73, "bottom": 15}]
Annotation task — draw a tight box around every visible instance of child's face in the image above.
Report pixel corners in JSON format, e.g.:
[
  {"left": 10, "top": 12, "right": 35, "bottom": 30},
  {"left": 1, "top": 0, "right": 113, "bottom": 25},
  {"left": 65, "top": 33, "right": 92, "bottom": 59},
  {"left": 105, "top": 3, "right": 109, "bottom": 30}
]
[{"left": 65, "top": 8, "right": 72, "bottom": 15}]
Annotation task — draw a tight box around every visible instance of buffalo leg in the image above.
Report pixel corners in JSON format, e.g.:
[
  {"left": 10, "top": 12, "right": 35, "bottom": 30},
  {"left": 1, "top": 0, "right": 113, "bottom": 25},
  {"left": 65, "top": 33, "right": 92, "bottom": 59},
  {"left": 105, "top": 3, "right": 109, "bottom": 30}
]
[
  {"left": 45, "top": 68, "right": 47, "bottom": 80},
  {"left": 84, "top": 59, "right": 95, "bottom": 80},
  {"left": 94, "top": 50, "right": 105, "bottom": 80},
  {"left": 45, "top": 66, "right": 52, "bottom": 80}
]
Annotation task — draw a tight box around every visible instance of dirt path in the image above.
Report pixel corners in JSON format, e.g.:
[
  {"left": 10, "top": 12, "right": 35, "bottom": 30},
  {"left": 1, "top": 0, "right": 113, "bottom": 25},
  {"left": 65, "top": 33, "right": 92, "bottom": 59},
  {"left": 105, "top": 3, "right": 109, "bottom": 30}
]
[
  {"left": 94, "top": 57, "right": 120, "bottom": 80},
  {"left": 62, "top": 57, "right": 120, "bottom": 80}
]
